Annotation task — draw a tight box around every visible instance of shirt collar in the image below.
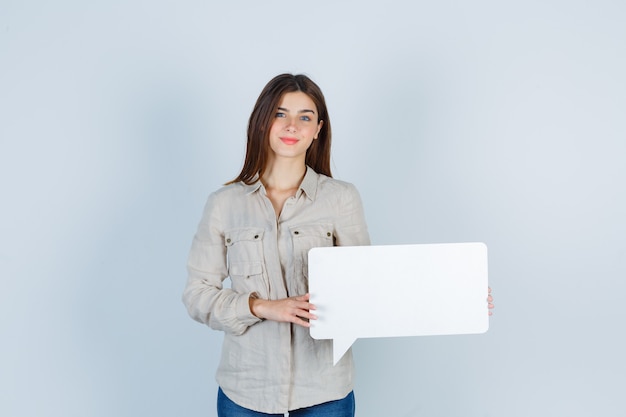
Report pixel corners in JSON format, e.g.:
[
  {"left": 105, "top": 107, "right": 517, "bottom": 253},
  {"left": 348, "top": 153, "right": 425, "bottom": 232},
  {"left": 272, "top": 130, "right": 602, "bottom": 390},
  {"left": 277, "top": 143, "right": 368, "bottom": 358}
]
[
  {"left": 298, "top": 166, "right": 319, "bottom": 201},
  {"left": 243, "top": 179, "right": 263, "bottom": 195},
  {"left": 243, "top": 166, "right": 319, "bottom": 200}
]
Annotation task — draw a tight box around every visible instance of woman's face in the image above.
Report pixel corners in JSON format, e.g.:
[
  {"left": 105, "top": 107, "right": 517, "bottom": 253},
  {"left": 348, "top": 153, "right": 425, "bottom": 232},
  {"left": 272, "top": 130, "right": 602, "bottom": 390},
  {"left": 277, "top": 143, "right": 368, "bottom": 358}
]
[{"left": 268, "top": 91, "right": 323, "bottom": 163}]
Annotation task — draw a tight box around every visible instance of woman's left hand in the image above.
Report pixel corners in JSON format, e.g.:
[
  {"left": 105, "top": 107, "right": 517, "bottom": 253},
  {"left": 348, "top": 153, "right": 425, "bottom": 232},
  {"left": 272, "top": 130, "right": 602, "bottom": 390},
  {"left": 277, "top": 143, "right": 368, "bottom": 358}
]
[{"left": 488, "top": 287, "right": 494, "bottom": 316}]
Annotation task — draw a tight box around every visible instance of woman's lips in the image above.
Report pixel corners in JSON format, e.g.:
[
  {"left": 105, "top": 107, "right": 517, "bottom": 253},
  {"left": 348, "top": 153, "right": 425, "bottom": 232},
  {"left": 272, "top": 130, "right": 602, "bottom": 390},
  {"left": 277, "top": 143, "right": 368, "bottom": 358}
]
[{"left": 280, "top": 137, "right": 299, "bottom": 145}]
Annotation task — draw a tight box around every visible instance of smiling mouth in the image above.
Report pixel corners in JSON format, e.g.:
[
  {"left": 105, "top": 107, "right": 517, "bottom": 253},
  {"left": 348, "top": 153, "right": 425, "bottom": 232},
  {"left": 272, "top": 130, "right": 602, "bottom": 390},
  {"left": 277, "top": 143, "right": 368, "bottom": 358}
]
[{"left": 280, "top": 137, "right": 299, "bottom": 145}]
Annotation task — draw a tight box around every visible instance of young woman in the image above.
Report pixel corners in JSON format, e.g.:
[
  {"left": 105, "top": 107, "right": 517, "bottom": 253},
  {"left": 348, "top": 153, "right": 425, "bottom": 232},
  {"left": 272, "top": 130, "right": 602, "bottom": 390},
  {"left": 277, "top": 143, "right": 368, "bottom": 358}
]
[{"left": 183, "top": 74, "right": 369, "bottom": 416}]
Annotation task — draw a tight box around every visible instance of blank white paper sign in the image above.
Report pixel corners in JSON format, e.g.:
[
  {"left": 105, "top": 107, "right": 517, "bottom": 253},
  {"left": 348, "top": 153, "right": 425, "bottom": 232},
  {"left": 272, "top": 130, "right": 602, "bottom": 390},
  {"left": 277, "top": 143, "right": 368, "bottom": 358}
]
[{"left": 308, "top": 242, "right": 489, "bottom": 364}]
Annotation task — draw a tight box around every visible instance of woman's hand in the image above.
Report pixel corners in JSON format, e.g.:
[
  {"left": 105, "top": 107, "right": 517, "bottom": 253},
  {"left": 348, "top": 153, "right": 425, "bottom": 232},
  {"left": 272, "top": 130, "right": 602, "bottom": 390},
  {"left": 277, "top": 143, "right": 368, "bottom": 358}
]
[
  {"left": 249, "top": 293, "right": 317, "bottom": 328},
  {"left": 488, "top": 287, "right": 495, "bottom": 316}
]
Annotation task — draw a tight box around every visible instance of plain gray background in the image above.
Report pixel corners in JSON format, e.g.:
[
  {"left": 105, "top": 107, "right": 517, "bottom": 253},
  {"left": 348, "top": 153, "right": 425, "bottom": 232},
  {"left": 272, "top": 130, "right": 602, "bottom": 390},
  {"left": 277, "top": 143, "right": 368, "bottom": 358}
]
[{"left": 1, "top": 1, "right": 625, "bottom": 416}]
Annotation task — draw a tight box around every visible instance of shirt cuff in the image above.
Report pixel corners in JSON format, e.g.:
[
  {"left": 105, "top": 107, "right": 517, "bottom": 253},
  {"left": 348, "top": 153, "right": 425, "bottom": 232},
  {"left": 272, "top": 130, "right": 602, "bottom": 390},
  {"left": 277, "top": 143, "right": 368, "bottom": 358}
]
[{"left": 236, "top": 292, "right": 263, "bottom": 327}]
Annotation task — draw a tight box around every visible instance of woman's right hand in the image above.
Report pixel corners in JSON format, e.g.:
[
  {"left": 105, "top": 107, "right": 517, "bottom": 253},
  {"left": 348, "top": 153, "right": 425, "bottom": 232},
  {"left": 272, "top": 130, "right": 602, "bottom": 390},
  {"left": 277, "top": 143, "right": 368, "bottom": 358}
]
[{"left": 249, "top": 293, "right": 317, "bottom": 328}]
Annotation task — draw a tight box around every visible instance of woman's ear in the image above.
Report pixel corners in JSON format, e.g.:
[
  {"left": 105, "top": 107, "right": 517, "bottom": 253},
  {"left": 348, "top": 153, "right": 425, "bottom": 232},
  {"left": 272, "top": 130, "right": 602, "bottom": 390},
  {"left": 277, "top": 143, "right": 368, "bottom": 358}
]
[{"left": 314, "top": 120, "right": 324, "bottom": 139}]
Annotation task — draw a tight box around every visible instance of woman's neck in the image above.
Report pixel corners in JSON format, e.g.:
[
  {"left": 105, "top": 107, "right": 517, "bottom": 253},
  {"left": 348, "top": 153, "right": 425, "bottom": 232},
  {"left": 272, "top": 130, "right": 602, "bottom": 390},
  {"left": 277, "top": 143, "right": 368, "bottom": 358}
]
[{"left": 261, "top": 159, "right": 307, "bottom": 192}]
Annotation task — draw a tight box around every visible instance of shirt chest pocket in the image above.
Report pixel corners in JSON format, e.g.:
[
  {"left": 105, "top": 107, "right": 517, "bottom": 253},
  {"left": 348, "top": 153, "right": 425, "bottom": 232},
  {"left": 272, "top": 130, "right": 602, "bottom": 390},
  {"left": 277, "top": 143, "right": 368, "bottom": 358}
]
[
  {"left": 290, "top": 223, "right": 334, "bottom": 279},
  {"left": 225, "top": 228, "right": 269, "bottom": 299}
]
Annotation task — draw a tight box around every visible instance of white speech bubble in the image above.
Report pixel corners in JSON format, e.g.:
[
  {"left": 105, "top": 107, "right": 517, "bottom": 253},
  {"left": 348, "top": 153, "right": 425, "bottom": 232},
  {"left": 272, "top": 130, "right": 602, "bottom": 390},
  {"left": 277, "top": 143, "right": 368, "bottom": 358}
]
[{"left": 308, "top": 242, "right": 489, "bottom": 365}]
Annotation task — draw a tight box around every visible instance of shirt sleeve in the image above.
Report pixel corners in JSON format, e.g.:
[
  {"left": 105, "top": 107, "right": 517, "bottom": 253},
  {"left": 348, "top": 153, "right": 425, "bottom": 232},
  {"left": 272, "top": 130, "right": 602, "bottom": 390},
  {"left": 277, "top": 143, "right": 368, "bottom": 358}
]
[
  {"left": 182, "top": 192, "right": 262, "bottom": 335},
  {"left": 334, "top": 183, "right": 371, "bottom": 247}
]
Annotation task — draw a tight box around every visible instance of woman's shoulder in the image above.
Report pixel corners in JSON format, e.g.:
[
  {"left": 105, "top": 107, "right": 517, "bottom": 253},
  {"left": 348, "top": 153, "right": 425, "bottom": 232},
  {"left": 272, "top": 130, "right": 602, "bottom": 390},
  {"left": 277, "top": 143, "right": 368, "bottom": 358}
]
[
  {"left": 315, "top": 172, "right": 362, "bottom": 201},
  {"left": 212, "top": 181, "right": 247, "bottom": 195},
  {"left": 316, "top": 172, "right": 359, "bottom": 192},
  {"left": 206, "top": 181, "right": 256, "bottom": 204}
]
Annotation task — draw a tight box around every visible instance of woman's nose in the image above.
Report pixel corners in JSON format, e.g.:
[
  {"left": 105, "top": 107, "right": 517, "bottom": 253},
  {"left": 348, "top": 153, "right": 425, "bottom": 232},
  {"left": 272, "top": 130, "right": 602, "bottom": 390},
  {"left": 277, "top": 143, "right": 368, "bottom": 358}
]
[{"left": 285, "top": 118, "right": 297, "bottom": 132}]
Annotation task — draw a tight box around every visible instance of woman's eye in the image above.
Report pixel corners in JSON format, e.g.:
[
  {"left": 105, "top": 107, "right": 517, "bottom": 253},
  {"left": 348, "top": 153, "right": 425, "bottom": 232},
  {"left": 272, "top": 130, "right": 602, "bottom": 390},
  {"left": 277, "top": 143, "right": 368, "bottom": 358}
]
[
  {"left": 300, "top": 115, "right": 311, "bottom": 121},
  {"left": 275, "top": 112, "right": 286, "bottom": 118}
]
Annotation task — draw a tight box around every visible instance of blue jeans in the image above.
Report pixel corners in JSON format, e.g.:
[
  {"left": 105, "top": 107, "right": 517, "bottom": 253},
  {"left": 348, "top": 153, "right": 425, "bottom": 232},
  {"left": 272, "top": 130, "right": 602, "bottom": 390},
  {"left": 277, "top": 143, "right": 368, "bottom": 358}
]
[{"left": 217, "top": 387, "right": 355, "bottom": 417}]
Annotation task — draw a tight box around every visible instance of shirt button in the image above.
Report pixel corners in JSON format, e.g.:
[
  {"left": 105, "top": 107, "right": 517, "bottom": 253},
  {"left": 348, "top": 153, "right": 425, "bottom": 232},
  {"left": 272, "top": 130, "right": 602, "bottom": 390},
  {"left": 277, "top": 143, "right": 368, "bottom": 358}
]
[
  {"left": 327, "top": 232, "right": 331, "bottom": 237},
  {"left": 226, "top": 238, "right": 231, "bottom": 243}
]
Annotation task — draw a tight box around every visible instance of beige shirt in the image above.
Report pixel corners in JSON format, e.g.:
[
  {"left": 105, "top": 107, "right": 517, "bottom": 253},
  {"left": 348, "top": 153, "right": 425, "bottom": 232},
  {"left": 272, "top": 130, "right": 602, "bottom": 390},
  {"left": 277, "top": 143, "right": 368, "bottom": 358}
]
[{"left": 183, "top": 167, "right": 370, "bottom": 414}]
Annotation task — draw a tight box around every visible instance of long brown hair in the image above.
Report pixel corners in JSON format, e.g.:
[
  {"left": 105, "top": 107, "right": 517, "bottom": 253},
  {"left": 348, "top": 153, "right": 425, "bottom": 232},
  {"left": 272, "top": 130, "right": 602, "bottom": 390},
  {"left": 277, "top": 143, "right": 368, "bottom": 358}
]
[{"left": 227, "top": 73, "right": 332, "bottom": 185}]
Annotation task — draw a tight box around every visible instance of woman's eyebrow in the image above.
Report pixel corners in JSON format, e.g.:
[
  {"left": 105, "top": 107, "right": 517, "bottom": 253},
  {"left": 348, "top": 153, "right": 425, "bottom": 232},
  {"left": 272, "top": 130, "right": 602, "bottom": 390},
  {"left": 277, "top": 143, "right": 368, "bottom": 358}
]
[{"left": 277, "top": 106, "right": 317, "bottom": 114}]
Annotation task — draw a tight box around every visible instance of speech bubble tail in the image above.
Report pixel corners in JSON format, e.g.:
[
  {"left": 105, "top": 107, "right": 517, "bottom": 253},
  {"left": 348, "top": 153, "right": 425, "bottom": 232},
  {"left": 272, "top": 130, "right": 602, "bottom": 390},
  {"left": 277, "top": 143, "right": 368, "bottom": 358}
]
[{"left": 333, "top": 337, "right": 356, "bottom": 366}]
